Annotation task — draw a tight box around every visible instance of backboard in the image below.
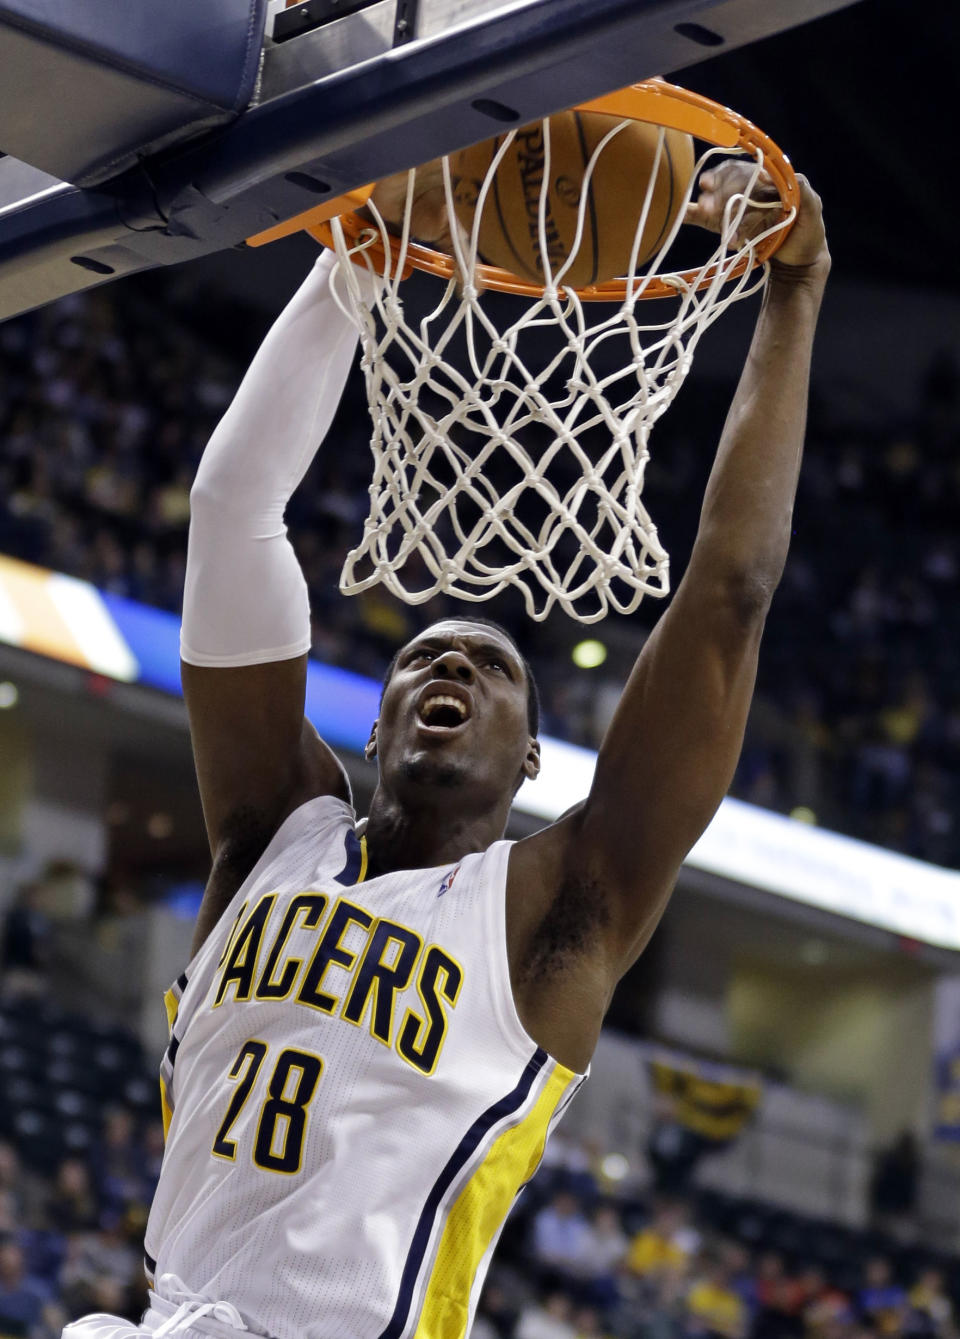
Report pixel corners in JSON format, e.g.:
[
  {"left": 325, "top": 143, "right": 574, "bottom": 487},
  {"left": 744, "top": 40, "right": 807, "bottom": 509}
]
[{"left": 0, "top": 0, "right": 860, "bottom": 321}]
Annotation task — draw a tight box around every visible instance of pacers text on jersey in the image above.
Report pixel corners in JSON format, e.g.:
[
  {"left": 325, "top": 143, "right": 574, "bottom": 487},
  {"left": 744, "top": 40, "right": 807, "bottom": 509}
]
[{"left": 211, "top": 891, "right": 463, "bottom": 1075}]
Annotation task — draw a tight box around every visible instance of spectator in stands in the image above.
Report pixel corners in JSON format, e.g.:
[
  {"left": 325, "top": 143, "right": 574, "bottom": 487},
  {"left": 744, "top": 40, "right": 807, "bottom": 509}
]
[
  {"left": 31, "top": 1300, "right": 70, "bottom": 1339},
  {"left": 16, "top": 1225, "right": 66, "bottom": 1301},
  {"left": 532, "top": 1192, "right": 593, "bottom": 1285},
  {"left": 857, "top": 1258, "right": 907, "bottom": 1337},
  {"left": 0, "top": 1145, "right": 41, "bottom": 1229},
  {"left": 572, "top": 1305, "right": 610, "bottom": 1339},
  {"left": 43, "top": 1159, "right": 99, "bottom": 1234},
  {"left": 517, "top": 1292, "right": 577, "bottom": 1339},
  {"left": 0, "top": 1235, "right": 50, "bottom": 1337},
  {"left": 576, "top": 1205, "right": 628, "bottom": 1309},
  {"left": 718, "top": 1240, "right": 758, "bottom": 1324},
  {"left": 800, "top": 1265, "right": 852, "bottom": 1339},
  {"left": 907, "top": 1268, "right": 954, "bottom": 1339},
  {"left": 0, "top": 882, "right": 51, "bottom": 1000},
  {"left": 685, "top": 1250, "right": 748, "bottom": 1339},
  {"left": 869, "top": 1134, "right": 919, "bottom": 1239},
  {"left": 75, "top": 1274, "right": 137, "bottom": 1326},
  {"left": 753, "top": 1252, "right": 808, "bottom": 1339},
  {"left": 629, "top": 1255, "right": 690, "bottom": 1339},
  {"left": 646, "top": 1094, "right": 709, "bottom": 1197},
  {"left": 89, "top": 1108, "right": 143, "bottom": 1222},
  {"left": 473, "top": 1280, "right": 519, "bottom": 1339},
  {"left": 58, "top": 1214, "right": 140, "bottom": 1322},
  {"left": 625, "top": 1199, "right": 698, "bottom": 1280}
]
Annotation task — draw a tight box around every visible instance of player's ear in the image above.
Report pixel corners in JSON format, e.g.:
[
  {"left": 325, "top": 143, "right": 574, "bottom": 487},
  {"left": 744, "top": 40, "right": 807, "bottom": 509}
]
[
  {"left": 523, "top": 737, "right": 540, "bottom": 782},
  {"left": 365, "top": 721, "right": 379, "bottom": 760}
]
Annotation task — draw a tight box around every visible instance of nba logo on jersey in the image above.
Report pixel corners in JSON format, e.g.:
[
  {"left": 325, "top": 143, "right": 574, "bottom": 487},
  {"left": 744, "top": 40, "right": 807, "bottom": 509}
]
[{"left": 437, "top": 865, "right": 460, "bottom": 897}]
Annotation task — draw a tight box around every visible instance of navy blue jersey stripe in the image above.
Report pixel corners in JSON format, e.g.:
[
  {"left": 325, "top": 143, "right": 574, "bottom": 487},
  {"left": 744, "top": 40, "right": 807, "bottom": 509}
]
[
  {"left": 377, "top": 1047, "right": 548, "bottom": 1339},
  {"left": 333, "top": 827, "right": 364, "bottom": 886}
]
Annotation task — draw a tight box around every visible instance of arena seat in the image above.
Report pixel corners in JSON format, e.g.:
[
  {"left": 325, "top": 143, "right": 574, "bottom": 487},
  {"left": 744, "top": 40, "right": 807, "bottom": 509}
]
[
  {"left": 61, "top": 1121, "right": 99, "bottom": 1158},
  {"left": 731, "top": 1199, "right": 776, "bottom": 1246},
  {"left": 0, "top": 1043, "right": 47, "bottom": 1085},
  {"left": 46, "top": 1058, "right": 105, "bottom": 1100},
  {"left": 0, "top": 1078, "right": 43, "bottom": 1139},
  {"left": 694, "top": 1187, "right": 741, "bottom": 1234},
  {"left": 53, "top": 1088, "right": 103, "bottom": 1126},
  {"left": 91, "top": 1043, "right": 131, "bottom": 1083},
  {"left": 767, "top": 1210, "right": 813, "bottom": 1260},
  {"left": 807, "top": 1219, "right": 855, "bottom": 1266},
  {"left": 121, "top": 1076, "right": 159, "bottom": 1116},
  {"left": 47, "top": 1030, "right": 84, "bottom": 1059},
  {"left": 12, "top": 1107, "right": 64, "bottom": 1173}
]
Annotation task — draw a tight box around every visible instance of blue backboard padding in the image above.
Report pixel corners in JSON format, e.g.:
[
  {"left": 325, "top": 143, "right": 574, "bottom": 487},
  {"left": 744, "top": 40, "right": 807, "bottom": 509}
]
[
  {"left": 0, "top": 0, "right": 266, "bottom": 186},
  {"left": 103, "top": 591, "right": 378, "bottom": 754},
  {"left": 0, "top": 0, "right": 859, "bottom": 319},
  {"left": 0, "top": 1, "right": 264, "bottom": 110}
]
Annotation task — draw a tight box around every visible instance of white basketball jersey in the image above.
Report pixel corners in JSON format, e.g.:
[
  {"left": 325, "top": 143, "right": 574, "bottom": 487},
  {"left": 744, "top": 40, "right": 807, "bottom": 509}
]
[{"left": 145, "top": 796, "right": 585, "bottom": 1339}]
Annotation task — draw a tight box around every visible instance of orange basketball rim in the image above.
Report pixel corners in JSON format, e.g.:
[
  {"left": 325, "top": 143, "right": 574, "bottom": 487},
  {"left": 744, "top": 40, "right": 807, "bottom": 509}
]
[{"left": 248, "top": 79, "right": 799, "bottom": 302}]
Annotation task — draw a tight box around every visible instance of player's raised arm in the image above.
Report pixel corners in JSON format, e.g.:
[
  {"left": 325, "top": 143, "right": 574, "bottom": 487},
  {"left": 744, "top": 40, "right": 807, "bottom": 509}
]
[
  {"left": 180, "top": 250, "right": 364, "bottom": 939},
  {"left": 557, "top": 167, "right": 830, "bottom": 974},
  {"left": 181, "top": 173, "right": 459, "bottom": 952}
]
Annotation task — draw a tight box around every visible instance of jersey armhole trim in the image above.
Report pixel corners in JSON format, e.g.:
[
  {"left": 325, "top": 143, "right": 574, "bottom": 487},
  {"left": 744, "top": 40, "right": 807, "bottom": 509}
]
[{"left": 334, "top": 828, "right": 368, "bottom": 885}]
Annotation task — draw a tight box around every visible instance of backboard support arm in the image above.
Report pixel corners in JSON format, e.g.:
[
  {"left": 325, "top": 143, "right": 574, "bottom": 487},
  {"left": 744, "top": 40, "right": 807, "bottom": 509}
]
[{"left": 0, "top": 0, "right": 860, "bottom": 321}]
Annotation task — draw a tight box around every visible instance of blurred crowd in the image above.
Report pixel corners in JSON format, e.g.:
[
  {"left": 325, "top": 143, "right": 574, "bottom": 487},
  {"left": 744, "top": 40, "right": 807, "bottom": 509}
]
[
  {"left": 0, "top": 861, "right": 147, "bottom": 1026},
  {"left": 0, "top": 1116, "right": 158, "bottom": 1337},
  {"left": 0, "top": 1000, "right": 954, "bottom": 1339},
  {"left": 1, "top": 283, "right": 959, "bottom": 864},
  {"left": 472, "top": 1143, "right": 959, "bottom": 1339}
]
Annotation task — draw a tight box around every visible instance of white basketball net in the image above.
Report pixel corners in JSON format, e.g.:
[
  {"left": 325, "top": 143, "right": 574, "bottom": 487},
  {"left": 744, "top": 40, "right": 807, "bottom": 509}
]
[{"left": 327, "top": 126, "right": 793, "bottom": 622}]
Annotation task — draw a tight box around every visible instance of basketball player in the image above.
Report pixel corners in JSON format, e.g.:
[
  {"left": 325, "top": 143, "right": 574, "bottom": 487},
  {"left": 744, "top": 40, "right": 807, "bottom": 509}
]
[{"left": 64, "top": 161, "right": 828, "bottom": 1339}]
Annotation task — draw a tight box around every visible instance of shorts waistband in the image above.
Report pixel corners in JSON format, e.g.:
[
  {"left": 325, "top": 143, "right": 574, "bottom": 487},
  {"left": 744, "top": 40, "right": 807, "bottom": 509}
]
[{"left": 145, "top": 1286, "right": 272, "bottom": 1339}]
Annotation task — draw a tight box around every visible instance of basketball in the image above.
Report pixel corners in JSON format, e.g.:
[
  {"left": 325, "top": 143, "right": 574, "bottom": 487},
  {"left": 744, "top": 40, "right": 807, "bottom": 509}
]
[{"left": 449, "top": 111, "right": 695, "bottom": 288}]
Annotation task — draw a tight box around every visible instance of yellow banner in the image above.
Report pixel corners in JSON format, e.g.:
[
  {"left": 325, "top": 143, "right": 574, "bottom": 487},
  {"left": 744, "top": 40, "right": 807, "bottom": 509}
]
[{"left": 649, "top": 1055, "right": 761, "bottom": 1142}]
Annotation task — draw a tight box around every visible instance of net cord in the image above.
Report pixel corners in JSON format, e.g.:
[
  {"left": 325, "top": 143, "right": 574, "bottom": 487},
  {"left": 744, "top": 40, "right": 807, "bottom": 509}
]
[{"left": 327, "top": 132, "right": 794, "bottom": 622}]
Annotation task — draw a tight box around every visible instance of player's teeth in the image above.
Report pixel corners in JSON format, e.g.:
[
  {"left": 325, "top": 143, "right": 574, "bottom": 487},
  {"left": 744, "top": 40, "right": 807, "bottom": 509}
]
[{"left": 422, "top": 695, "right": 467, "bottom": 720}]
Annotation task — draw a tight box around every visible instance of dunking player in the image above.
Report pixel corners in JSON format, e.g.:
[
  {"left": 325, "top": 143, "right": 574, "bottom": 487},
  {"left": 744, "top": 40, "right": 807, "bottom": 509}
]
[{"left": 65, "top": 162, "right": 828, "bottom": 1339}]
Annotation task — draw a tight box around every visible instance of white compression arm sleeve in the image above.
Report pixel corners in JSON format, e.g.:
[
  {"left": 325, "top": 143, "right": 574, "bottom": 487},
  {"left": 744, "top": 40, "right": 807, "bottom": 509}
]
[{"left": 180, "top": 249, "right": 365, "bottom": 667}]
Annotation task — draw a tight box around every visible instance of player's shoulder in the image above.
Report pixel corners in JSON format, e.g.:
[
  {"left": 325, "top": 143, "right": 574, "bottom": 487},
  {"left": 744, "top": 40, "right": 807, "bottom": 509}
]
[{"left": 244, "top": 792, "right": 362, "bottom": 892}]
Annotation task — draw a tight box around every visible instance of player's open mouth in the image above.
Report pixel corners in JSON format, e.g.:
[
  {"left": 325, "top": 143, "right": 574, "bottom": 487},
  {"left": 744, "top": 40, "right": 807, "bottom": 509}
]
[{"left": 416, "top": 691, "right": 472, "bottom": 734}]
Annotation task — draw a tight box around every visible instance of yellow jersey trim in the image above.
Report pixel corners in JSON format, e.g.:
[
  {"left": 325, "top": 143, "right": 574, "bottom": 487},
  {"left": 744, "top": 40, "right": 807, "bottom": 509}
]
[
  {"left": 163, "top": 984, "right": 179, "bottom": 1032},
  {"left": 159, "top": 1074, "right": 173, "bottom": 1140},
  {"left": 415, "top": 1063, "right": 575, "bottom": 1339}
]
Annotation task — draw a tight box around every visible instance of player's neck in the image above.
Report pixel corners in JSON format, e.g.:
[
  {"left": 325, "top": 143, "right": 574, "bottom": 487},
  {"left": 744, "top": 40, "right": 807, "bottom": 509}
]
[{"left": 363, "top": 787, "right": 509, "bottom": 875}]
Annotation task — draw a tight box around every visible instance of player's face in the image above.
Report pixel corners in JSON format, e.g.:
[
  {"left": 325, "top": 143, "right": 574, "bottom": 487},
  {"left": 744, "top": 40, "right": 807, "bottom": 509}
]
[{"left": 371, "top": 620, "right": 536, "bottom": 802}]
